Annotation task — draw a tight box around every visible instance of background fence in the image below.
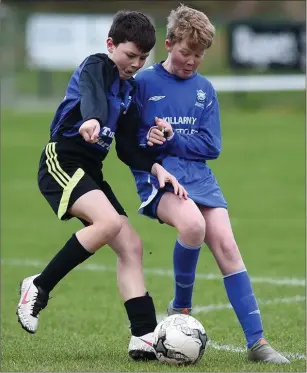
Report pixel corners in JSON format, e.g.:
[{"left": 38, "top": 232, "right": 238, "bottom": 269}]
[{"left": 0, "top": 0, "right": 305, "bottom": 109}]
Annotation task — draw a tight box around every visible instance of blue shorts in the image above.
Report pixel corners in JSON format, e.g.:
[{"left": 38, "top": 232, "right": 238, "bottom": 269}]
[{"left": 131, "top": 158, "right": 227, "bottom": 221}]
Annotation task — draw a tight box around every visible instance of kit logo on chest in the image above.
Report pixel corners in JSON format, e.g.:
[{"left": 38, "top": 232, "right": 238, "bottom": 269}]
[{"left": 195, "top": 89, "right": 206, "bottom": 108}]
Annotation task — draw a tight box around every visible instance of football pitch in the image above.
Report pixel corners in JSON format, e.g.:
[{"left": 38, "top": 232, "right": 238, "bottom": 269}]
[{"left": 1, "top": 102, "right": 306, "bottom": 372}]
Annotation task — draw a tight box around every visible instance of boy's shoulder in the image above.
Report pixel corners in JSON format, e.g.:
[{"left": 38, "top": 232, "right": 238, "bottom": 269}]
[
  {"left": 77, "top": 53, "right": 119, "bottom": 88},
  {"left": 193, "top": 73, "right": 218, "bottom": 101},
  {"left": 134, "top": 64, "right": 157, "bottom": 82},
  {"left": 195, "top": 73, "right": 215, "bottom": 91},
  {"left": 79, "top": 53, "right": 112, "bottom": 68}
]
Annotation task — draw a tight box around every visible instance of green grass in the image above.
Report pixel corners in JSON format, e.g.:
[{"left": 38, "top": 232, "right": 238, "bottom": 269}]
[{"left": 1, "top": 102, "right": 306, "bottom": 372}]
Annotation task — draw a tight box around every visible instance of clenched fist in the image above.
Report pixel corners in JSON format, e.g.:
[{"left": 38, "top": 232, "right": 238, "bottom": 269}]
[{"left": 79, "top": 119, "right": 100, "bottom": 143}]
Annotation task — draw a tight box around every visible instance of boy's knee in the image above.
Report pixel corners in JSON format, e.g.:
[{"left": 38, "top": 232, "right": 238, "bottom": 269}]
[
  {"left": 129, "top": 235, "right": 144, "bottom": 258},
  {"left": 118, "top": 235, "right": 144, "bottom": 261},
  {"left": 95, "top": 215, "right": 122, "bottom": 244},
  {"left": 177, "top": 217, "right": 205, "bottom": 246}
]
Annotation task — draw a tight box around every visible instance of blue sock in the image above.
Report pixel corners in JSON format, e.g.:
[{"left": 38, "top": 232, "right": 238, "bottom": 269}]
[
  {"left": 173, "top": 239, "right": 201, "bottom": 308},
  {"left": 223, "top": 270, "right": 264, "bottom": 348}
]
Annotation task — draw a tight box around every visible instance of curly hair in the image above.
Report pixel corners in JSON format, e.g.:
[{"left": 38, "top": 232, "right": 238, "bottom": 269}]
[{"left": 166, "top": 4, "right": 215, "bottom": 50}]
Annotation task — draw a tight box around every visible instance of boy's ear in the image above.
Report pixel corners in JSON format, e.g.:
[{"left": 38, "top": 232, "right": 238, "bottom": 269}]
[
  {"left": 165, "top": 39, "right": 172, "bottom": 53},
  {"left": 107, "top": 37, "right": 115, "bottom": 53}
]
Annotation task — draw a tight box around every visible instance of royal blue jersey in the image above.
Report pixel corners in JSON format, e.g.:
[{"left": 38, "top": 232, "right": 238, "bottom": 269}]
[
  {"left": 134, "top": 62, "right": 221, "bottom": 163},
  {"left": 130, "top": 63, "right": 227, "bottom": 215}
]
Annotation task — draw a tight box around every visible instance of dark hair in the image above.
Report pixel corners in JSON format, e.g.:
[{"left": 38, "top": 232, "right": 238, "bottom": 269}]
[{"left": 108, "top": 11, "right": 156, "bottom": 53}]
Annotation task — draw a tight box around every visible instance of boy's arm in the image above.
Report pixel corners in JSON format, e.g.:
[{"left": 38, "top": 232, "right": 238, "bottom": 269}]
[
  {"left": 134, "top": 84, "right": 169, "bottom": 154},
  {"left": 115, "top": 102, "right": 160, "bottom": 171},
  {"left": 166, "top": 95, "right": 221, "bottom": 161},
  {"left": 115, "top": 103, "right": 188, "bottom": 199},
  {"left": 79, "top": 55, "right": 108, "bottom": 126}
]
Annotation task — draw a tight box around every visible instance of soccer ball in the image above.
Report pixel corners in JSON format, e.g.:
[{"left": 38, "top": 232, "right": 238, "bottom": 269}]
[{"left": 153, "top": 314, "right": 208, "bottom": 365}]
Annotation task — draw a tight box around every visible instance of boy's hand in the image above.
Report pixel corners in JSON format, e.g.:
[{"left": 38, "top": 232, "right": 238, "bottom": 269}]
[
  {"left": 151, "top": 163, "right": 188, "bottom": 200},
  {"left": 155, "top": 117, "right": 174, "bottom": 138},
  {"left": 147, "top": 117, "right": 174, "bottom": 146},
  {"left": 79, "top": 119, "right": 100, "bottom": 143},
  {"left": 147, "top": 127, "right": 166, "bottom": 146}
]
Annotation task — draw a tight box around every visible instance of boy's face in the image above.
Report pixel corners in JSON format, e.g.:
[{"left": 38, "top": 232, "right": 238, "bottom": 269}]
[
  {"left": 107, "top": 38, "right": 149, "bottom": 80},
  {"left": 165, "top": 39, "right": 205, "bottom": 79}
]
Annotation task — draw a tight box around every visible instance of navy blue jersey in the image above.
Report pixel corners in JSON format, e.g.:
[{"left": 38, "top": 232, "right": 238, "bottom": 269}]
[
  {"left": 50, "top": 53, "right": 133, "bottom": 156},
  {"left": 47, "top": 53, "right": 156, "bottom": 171}
]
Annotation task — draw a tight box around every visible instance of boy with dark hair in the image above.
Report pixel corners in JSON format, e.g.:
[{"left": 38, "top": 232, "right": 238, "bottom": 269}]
[{"left": 17, "top": 10, "right": 186, "bottom": 360}]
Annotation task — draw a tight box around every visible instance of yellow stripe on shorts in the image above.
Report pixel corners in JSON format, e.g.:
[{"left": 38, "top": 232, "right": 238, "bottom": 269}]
[
  {"left": 45, "top": 143, "right": 70, "bottom": 188},
  {"left": 45, "top": 142, "right": 85, "bottom": 219},
  {"left": 58, "top": 168, "right": 85, "bottom": 219}
]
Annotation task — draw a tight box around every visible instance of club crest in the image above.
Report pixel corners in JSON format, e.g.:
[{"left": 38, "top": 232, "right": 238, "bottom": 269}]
[{"left": 196, "top": 89, "right": 206, "bottom": 102}]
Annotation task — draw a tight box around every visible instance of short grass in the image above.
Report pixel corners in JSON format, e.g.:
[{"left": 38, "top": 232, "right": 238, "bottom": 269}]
[{"left": 1, "top": 100, "right": 305, "bottom": 372}]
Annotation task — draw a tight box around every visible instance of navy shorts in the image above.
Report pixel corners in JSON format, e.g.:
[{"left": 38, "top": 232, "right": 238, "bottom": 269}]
[{"left": 38, "top": 141, "right": 127, "bottom": 222}]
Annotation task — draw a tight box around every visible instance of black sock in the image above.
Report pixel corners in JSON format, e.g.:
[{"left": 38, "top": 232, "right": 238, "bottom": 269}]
[
  {"left": 124, "top": 292, "right": 157, "bottom": 336},
  {"left": 34, "top": 234, "right": 93, "bottom": 293}
]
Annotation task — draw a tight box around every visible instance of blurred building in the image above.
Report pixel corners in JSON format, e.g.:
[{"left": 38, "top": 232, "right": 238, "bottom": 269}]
[{"left": 0, "top": 0, "right": 305, "bottom": 108}]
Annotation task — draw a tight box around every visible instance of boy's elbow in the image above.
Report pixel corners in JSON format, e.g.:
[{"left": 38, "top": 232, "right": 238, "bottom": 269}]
[
  {"left": 115, "top": 144, "right": 128, "bottom": 165},
  {"left": 209, "top": 146, "right": 220, "bottom": 159},
  {"left": 214, "top": 147, "right": 221, "bottom": 158},
  {"left": 212, "top": 137, "right": 221, "bottom": 158}
]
